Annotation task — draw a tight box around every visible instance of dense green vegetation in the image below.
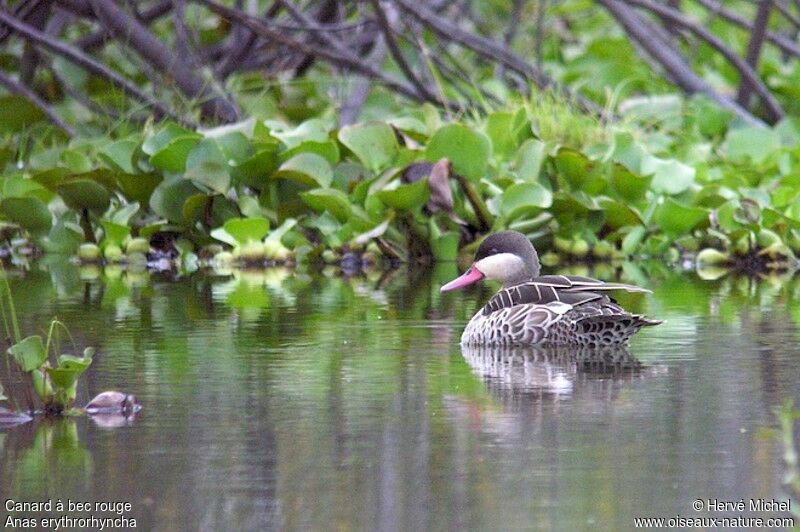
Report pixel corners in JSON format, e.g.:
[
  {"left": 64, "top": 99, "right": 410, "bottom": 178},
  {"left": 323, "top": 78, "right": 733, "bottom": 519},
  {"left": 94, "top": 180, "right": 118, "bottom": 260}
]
[
  {"left": 3, "top": 0, "right": 800, "bottom": 273},
  {"left": 2, "top": 91, "right": 800, "bottom": 273}
]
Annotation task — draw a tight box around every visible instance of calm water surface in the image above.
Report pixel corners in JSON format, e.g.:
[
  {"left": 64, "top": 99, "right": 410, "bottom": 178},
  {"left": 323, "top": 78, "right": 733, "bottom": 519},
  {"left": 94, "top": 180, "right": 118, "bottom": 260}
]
[{"left": 0, "top": 260, "right": 798, "bottom": 530}]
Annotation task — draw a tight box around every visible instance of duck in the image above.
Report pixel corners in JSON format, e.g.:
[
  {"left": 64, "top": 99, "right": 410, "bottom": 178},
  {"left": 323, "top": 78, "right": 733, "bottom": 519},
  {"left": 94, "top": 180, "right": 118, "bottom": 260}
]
[{"left": 441, "top": 231, "right": 661, "bottom": 346}]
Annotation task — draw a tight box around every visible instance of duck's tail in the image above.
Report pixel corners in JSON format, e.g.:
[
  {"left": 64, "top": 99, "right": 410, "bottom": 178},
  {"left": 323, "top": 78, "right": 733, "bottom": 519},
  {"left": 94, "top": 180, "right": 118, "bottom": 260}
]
[{"left": 574, "top": 314, "right": 662, "bottom": 346}]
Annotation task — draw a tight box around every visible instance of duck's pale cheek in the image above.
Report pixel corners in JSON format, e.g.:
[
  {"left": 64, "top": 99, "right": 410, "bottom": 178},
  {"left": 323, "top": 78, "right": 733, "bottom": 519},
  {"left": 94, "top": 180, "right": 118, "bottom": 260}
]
[{"left": 474, "top": 253, "right": 525, "bottom": 280}]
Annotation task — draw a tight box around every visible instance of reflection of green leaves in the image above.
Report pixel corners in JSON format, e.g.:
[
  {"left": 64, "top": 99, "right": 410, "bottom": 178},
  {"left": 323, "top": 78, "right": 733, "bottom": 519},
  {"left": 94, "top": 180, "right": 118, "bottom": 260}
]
[
  {"left": 426, "top": 124, "right": 491, "bottom": 182},
  {"left": 339, "top": 122, "right": 398, "bottom": 172},
  {"left": 8, "top": 336, "right": 47, "bottom": 372}
]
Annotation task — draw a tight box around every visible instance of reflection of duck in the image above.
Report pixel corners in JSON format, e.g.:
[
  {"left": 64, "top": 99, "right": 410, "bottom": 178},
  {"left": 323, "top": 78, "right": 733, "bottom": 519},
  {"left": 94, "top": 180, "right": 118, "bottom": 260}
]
[
  {"left": 461, "top": 344, "right": 642, "bottom": 397},
  {"left": 441, "top": 231, "right": 661, "bottom": 346}
]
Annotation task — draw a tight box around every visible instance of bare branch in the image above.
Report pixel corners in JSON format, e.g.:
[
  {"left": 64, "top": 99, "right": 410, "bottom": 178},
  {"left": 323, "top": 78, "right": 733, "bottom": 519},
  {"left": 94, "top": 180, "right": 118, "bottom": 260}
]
[
  {"left": 596, "top": 0, "right": 765, "bottom": 127},
  {"left": 193, "top": 0, "right": 426, "bottom": 103},
  {"left": 0, "top": 7, "right": 189, "bottom": 125},
  {"left": 368, "top": 0, "right": 441, "bottom": 104},
  {"left": 0, "top": 70, "right": 75, "bottom": 135},
  {"left": 695, "top": 0, "right": 800, "bottom": 58},
  {"left": 624, "top": 0, "right": 783, "bottom": 122},
  {"left": 88, "top": 0, "right": 238, "bottom": 122},
  {"left": 736, "top": 0, "right": 773, "bottom": 110}
]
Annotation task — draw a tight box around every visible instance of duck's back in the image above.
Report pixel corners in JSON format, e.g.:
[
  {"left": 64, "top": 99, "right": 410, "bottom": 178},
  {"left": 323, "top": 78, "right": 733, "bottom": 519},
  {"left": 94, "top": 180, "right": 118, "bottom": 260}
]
[{"left": 461, "top": 275, "right": 661, "bottom": 346}]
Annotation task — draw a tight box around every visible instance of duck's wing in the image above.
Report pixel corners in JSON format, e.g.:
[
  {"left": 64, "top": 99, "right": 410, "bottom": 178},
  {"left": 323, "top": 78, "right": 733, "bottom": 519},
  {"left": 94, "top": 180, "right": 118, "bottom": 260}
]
[
  {"left": 481, "top": 275, "right": 649, "bottom": 316},
  {"left": 532, "top": 275, "right": 651, "bottom": 294}
]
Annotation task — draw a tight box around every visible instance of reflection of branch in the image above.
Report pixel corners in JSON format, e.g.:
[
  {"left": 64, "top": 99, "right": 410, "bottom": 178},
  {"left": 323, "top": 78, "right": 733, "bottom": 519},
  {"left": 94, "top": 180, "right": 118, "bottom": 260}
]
[
  {"left": 0, "top": 69, "right": 75, "bottom": 135},
  {"left": 0, "top": 7, "right": 188, "bottom": 125},
  {"left": 597, "top": 0, "right": 765, "bottom": 127}
]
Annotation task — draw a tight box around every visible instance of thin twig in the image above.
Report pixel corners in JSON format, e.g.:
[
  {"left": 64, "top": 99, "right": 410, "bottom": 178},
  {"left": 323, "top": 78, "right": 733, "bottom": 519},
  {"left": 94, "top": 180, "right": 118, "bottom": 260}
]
[
  {"left": 89, "top": 0, "right": 239, "bottom": 122},
  {"left": 368, "top": 0, "right": 441, "bottom": 104},
  {"left": 625, "top": 0, "right": 783, "bottom": 122},
  {"left": 396, "top": 0, "right": 601, "bottom": 115},
  {"left": 0, "top": 7, "right": 189, "bottom": 125},
  {"left": 694, "top": 0, "right": 800, "bottom": 58},
  {"left": 0, "top": 70, "right": 75, "bottom": 135},
  {"left": 736, "top": 0, "right": 773, "bottom": 109},
  {"left": 597, "top": 0, "right": 765, "bottom": 126}
]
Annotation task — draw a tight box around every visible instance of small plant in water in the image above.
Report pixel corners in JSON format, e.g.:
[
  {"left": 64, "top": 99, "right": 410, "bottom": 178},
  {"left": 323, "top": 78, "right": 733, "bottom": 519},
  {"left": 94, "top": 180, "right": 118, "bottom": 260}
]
[{"left": 0, "top": 269, "right": 92, "bottom": 416}]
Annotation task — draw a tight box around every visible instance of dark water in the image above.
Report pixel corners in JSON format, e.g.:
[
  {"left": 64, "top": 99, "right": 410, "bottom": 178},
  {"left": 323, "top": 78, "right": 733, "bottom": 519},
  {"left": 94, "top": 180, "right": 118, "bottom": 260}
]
[{"left": 0, "top": 260, "right": 798, "bottom": 530}]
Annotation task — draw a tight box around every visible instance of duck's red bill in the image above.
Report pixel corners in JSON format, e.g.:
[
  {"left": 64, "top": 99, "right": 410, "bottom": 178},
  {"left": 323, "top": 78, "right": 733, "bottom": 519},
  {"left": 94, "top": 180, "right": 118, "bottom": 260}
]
[{"left": 440, "top": 266, "right": 485, "bottom": 292}]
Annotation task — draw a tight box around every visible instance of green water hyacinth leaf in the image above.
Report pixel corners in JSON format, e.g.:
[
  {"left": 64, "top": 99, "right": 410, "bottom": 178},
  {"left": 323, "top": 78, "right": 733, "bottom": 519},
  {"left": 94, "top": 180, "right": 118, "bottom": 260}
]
[
  {"left": 57, "top": 178, "right": 111, "bottom": 213},
  {"left": 301, "top": 188, "right": 352, "bottom": 223},
  {"left": 426, "top": 124, "right": 491, "bottom": 182},
  {"left": 274, "top": 153, "right": 333, "bottom": 188},
  {"left": 181, "top": 193, "right": 207, "bottom": 225},
  {"left": 42, "top": 217, "right": 82, "bottom": 253},
  {"left": 338, "top": 122, "right": 398, "bottom": 172},
  {"left": 185, "top": 160, "right": 229, "bottom": 195},
  {"left": 113, "top": 172, "right": 161, "bottom": 205},
  {"left": 46, "top": 354, "right": 92, "bottom": 390},
  {"left": 233, "top": 148, "right": 279, "bottom": 188},
  {"left": 8, "top": 335, "right": 47, "bottom": 372},
  {"left": 0, "top": 197, "right": 52, "bottom": 233},
  {"left": 61, "top": 150, "right": 93, "bottom": 173},
  {"left": 611, "top": 163, "right": 651, "bottom": 202},
  {"left": 99, "top": 137, "right": 138, "bottom": 174},
  {"left": 432, "top": 232, "right": 460, "bottom": 261},
  {"left": 485, "top": 110, "right": 530, "bottom": 160},
  {"left": 215, "top": 131, "right": 252, "bottom": 165},
  {"left": 375, "top": 178, "right": 430, "bottom": 211},
  {"left": 597, "top": 197, "right": 643, "bottom": 229},
  {"left": 224, "top": 217, "right": 270, "bottom": 244},
  {"left": 514, "top": 139, "right": 546, "bottom": 182},
  {"left": 281, "top": 140, "right": 340, "bottom": 166},
  {"left": 725, "top": 127, "right": 781, "bottom": 164},
  {"left": 642, "top": 156, "right": 696, "bottom": 195},
  {"left": 655, "top": 198, "right": 708, "bottom": 235},
  {"left": 271, "top": 118, "right": 330, "bottom": 149},
  {"left": 31, "top": 168, "right": 71, "bottom": 191},
  {"left": 0, "top": 95, "right": 47, "bottom": 133},
  {"left": 500, "top": 182, "right": 552, "bottom": 221},
  {"left": 0, "top": 382, "right": 5, "bottom": 401},
  {"left": 3, "top": 176, "right": 50, "bottom": 203},
  {"left": 149, "top": 135, "right": 201, "bottom": 173},
  {"left": 150, "top": 177, "right": 202, "bottom": 223},
  {"left": 185, "top": 138, "right": 231, "bottom": 194},
  {"left": 100, "top": 220, "right": 130, "bottom": 246},
  {"left": 554, "top": 148, "right": 592, "bottom": 190},
  {"left": 142, "top": 123, "right": 197, "bottom": 155}
]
